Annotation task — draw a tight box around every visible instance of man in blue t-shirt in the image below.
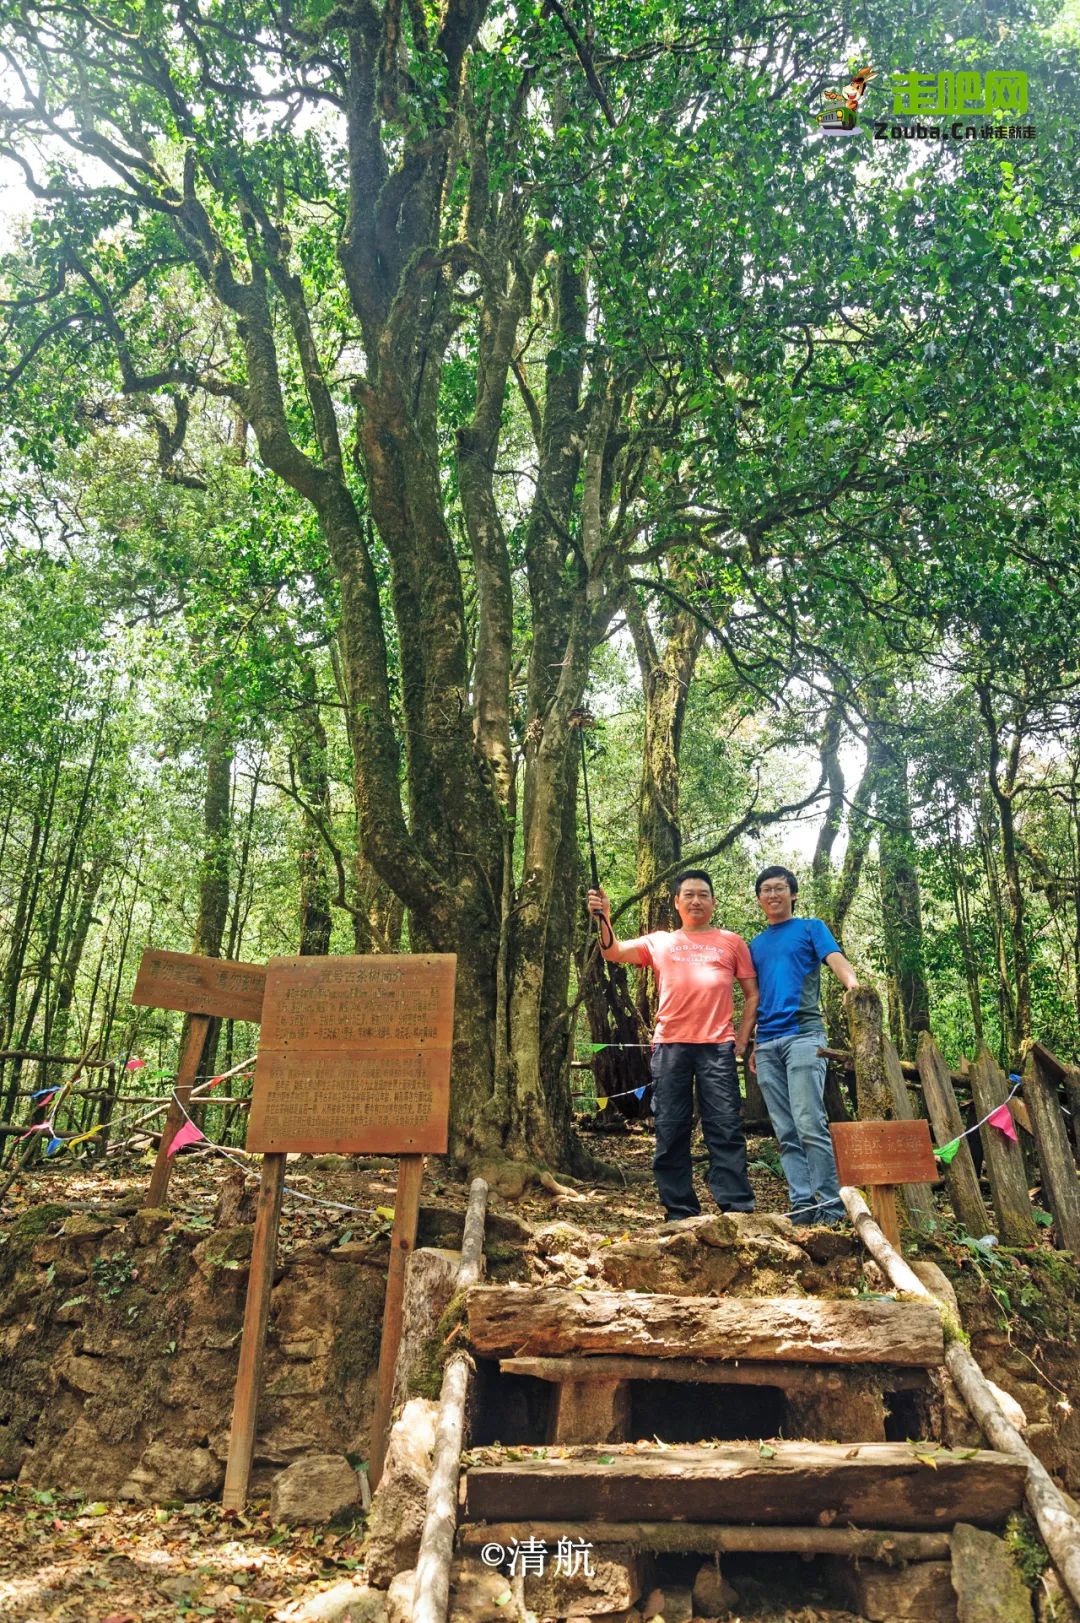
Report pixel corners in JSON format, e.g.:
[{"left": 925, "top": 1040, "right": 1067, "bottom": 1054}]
[{"left": 749, "top": 865, "right": 859, "bottom": 1226}]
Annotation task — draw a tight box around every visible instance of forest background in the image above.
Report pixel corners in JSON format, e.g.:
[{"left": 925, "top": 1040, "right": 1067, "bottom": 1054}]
[{"left": 0, "top": 0, "right": 1079, "bottom": 1173}]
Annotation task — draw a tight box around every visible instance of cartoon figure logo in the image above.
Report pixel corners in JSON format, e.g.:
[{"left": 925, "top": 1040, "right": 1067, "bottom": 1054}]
[{"left": 819, "top": 64, "right": 876, "bottom": 134}]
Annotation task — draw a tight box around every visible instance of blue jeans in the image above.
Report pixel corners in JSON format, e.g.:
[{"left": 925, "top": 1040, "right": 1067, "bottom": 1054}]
[
  {"left": 754, "top": 1031, "right": 844, "bottom": 1224},
  {"left": 650, "top": 1042, "right": 755, "bottom": 1219}
]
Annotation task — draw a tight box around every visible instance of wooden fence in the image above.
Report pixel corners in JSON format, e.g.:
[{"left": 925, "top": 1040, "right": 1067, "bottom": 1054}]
[{"left": 843, "top": 991, "right": 1080, "bottom": 1260}]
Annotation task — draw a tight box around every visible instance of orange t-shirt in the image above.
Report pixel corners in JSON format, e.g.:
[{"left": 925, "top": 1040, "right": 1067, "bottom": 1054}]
[{"left": 620, "top": 928, "right": 755, "bottom": 1043}]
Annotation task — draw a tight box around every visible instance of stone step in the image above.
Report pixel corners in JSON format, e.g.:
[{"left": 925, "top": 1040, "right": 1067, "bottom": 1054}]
[
  {"left": 467, "top": 1286, "right": 945, "bottom": 1366},
  {"left": 461, "top": 1440, "right": 1025, "bottom": 1530}
]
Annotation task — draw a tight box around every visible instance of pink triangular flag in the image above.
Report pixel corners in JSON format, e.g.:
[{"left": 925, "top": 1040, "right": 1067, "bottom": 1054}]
[
  {"left": 126, "top": 1057, "right": 146, "bottom": 1071},
  {"left": 988, "top": 1103, "right": 1018, "bottom": 1142},
  {"left": 167, "top": 1119, "right": 206, "bottom": 1156}
]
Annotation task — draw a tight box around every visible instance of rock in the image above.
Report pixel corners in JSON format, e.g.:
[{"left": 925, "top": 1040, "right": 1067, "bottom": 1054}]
[
  {"left": 393, "top": 1247, "right": 464, "bottom": 1408},
  {"left": 191, "top": 1224, "right": 254, "bottom": 1277},
  {"left": 363, "top": 1399, "right": 439, "bottom": 1585},
  {"left": 951, "top": 1524, "right": 1034, "bottom": 1623},
  {"left": 473, "top": 1161, "right": 535, "bottom": 1201},
  {"left": 1037, "top": 1566, "right": 1080, "bottom": 1622},
  {"left": 270, "top": 1454, "right": 362, "bottom": 1525},
  {"left": 34, "top": 1250, "right": 89, "bottom": 1286},
  {"left": 642, "top": 1583, "right": 693, "bottom": 1621},
  {"left": 802, "top": 1226, "right": 856, "bottom": 1263},
  {"left": 159, "top": 1572, "right": 203, "bottom": 1600},
  {"left": 129, "top": 1208, "right": 173, "bottom": 1246},
  {"left": 908, "top": 1257, "right": 960, "bottom": 1316},
  {"left": 448, "top": 1557, "right": 522, "bottom": 1621},
  {"left": 0, "top": 1425, "right": 26, "bottom": 1481},
  {"left": 526, "top": 1544, "right": 645, "bottom": 1617},
  {"left": 60, "top": 1213, "right": 113, "bottom": 1239},
  {"left": 826, "top": 1556, "right": 956, "bottom": 1620},
  {"left": 385, "top": 1570, "right": 415, "bottom": 1623},
  {"left": 692, "top": 1559, "right": 739, "bottom": 1616},
  {"left": 280, "top": 1579, "right": 389, "bottom": 1622},
  {"left": 120, "top": 1441, "right": 224, "bottom": 1502},
  {"left": 986, "top": 1380, "right": 1029, "bottom": 1432},
  {"left": 59, "top": 1353, "right": 117, "bottom": 1397}
]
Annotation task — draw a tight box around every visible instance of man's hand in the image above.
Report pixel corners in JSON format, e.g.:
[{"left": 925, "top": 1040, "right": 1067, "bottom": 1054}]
[{"left": 586, "top": 886, "right": 611, "bottom": 919}]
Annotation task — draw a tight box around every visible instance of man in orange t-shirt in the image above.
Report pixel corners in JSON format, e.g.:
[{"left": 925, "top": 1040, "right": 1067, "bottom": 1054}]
[{"left": 587, "top": 870, "right": 760, "bottom": 1220}]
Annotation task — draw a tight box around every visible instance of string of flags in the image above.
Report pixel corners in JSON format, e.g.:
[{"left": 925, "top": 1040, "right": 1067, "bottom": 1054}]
[{"left": 933, "top": 1075, "right": 1023, "bottom": 1164}]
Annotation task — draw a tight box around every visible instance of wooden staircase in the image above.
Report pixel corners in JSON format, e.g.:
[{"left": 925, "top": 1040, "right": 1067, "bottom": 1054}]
[{"left": 453, "top": 1281, "right": 1029, "bottom": 1618}]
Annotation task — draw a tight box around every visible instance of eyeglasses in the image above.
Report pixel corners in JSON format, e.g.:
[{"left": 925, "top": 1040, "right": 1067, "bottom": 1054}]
[{"left": 759, "top": 884, "right": 792, "bottom": 896}]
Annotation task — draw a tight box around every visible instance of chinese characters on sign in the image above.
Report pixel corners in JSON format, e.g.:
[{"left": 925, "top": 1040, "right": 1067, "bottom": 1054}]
[
  {"left": 889, "top": 70, "right": 1028, "bottom": 117},
  {"left": 245, "top": 953, "right": 456, "bottom": 1154},
  {"left": 479, "top": 1538, "right": 595, "bottom": 1578}
]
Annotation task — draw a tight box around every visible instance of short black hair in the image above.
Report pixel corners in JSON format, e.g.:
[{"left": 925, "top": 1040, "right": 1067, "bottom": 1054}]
[
  {"left": 673, "top": 869, "right": 713, "bottom": 896},
  {"left": 755, "top": 864, "right": 799, "bottom": 896}
]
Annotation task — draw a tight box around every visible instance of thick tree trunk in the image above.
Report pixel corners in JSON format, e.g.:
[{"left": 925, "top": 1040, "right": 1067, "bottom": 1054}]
[
  {"left": 49, "top": 851, "right": 107, "bottom": 1063},
  {"left": 627, "top": 594, "right": 705, "bottom": 1030},
  {"left": 976, "top": 686, "right": 1031, "bottom": 1064},
  {"left": 810, "top": 699, "right": 846, "bottom": 920},
  {"left": 872, "top": 727, "right": 930, "bottom": 1058},
  {"left": 290, "top": 664, "right": 334, "bottom": 957}
]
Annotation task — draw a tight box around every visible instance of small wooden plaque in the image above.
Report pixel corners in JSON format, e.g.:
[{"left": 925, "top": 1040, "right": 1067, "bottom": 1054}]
[
  {"left": 246, "top": 954, "right": 455, "bottom": 1155},
  {"left": 131, "top": 948, "right": 266, "bottom": 1022},
  {"left": 830, "top": 1120, "right": 939, "bottom": 1187}
]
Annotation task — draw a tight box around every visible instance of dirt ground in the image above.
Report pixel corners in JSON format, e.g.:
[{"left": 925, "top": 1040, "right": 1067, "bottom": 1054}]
[{"left": 0, "top": 1119, "right": 1072, "bottom": 1622}]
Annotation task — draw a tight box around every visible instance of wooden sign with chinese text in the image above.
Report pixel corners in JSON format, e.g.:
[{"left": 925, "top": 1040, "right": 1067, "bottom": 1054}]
[
  {"left": 246, "top": 954, "right": 455, "bottom": 1155},
  {"left": 830, "top": 1120, "right": 939, "bottom": 1188},
  {"left": 132, "top": 948, "right": 266, "bottom": 1024}
]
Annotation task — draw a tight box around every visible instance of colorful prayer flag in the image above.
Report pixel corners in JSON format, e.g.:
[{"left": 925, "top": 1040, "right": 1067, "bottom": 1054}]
[
  {"left": 933, "top": 1138, "right": 961, "bottom": 1165},
  {"left": 987, "top": 1103, "right": 1018, "bottom": 1142},
  {"left": 634, "top": 1086, "right": 646, "bottom": 1101},
  {"left": 45, "top": 1137, "right": 65, "bottom": 1156},
  {"left": 125, "top": 1057, "right": 146, "bottom": 1071},
  {"left": 167, "top": 1119, "right": 206, "bottom": 1156}
]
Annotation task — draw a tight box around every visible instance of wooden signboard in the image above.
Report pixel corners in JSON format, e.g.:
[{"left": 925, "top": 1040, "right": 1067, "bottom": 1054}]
[
  {"left": 132, "top": 948, "right": 266, "bottom": 1024},
  {"left": 830, "top": 1120, "right": 939, "bottom": 1251},
  {"left": 246, "top": 954, "right": 453, "bottom": 1155},
  {"left": 222, "top": 953, "right": 456, "bottom": 1511},
  {"left": 131, "top": 949, "right": 268, "bottom": 1207}
]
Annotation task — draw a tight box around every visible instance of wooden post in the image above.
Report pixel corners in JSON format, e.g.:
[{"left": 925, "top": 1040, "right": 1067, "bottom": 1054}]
[
  {"left": 915, "top": 1033, "right": 991, "bottom": 1238},
  {"left": 845, "top": 986, "right": 892, "bottom": 1120},
  {"left": 1026, "top": 1052, "right": 1080, "bottom": 1257},
  {"left": 412, "top": 1177, "right": 488, "bottom": 1623},
  {"left": 1031, "top": 1043, "right": 1080, "bottom": 1167},
  {"left": 742, "top": 1054, "right": 769, "bottom": 1129},
  {"left": 867, "top": 1185, "right": 901, "bottom": 1250},
  {"left": 882, "top": 1038, "right": 935, "bottom": 1233},
  {"left": 222, "top": 1151, "right": 286, "bottom": 1510},
  {"left": 147, "top": 1013, "right": 211, "bottom": 1207},
  {"left": 969, "top": 1046, "right": 1037, "bottom": 1246},
  {"left": 369, "top": 1153, "right": 425, "bottom": 1487}
]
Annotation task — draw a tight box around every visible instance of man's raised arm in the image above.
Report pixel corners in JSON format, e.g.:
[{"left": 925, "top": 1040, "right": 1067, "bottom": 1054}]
[
  {"left": 585, "top": 887, "right": 650, "bottom": 964},
  {"left": 824, "top": 950, "right": 859, "bottom": 992}
]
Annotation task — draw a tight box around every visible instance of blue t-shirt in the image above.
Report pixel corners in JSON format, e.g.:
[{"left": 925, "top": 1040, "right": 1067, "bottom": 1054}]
[{"left": 750, "top": 916, "right": 840, "bottom": 1043}]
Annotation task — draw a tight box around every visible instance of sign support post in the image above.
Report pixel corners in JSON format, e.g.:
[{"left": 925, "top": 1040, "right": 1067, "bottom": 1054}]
[
  {"left": 147, "top": 1014, "right": 211, "bottom": 1207},
  {"left": 222, "top": 1151, "right": 287, "bottom": 1511},
  {"left": 369, "top": 1152, "right": 425, "bottom": 1487}
]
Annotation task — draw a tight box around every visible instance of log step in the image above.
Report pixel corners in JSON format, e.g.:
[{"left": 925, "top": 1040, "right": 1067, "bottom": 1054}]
[
  {"left": 461, "top": 1441, "right": 1025, "bottom": 1530},
  {"left": 467, "top": 1287, "right": 945, "bottom": 1367},
  {"left": 459, "top": 1521, "right": 952, "bottom": 1561}
]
